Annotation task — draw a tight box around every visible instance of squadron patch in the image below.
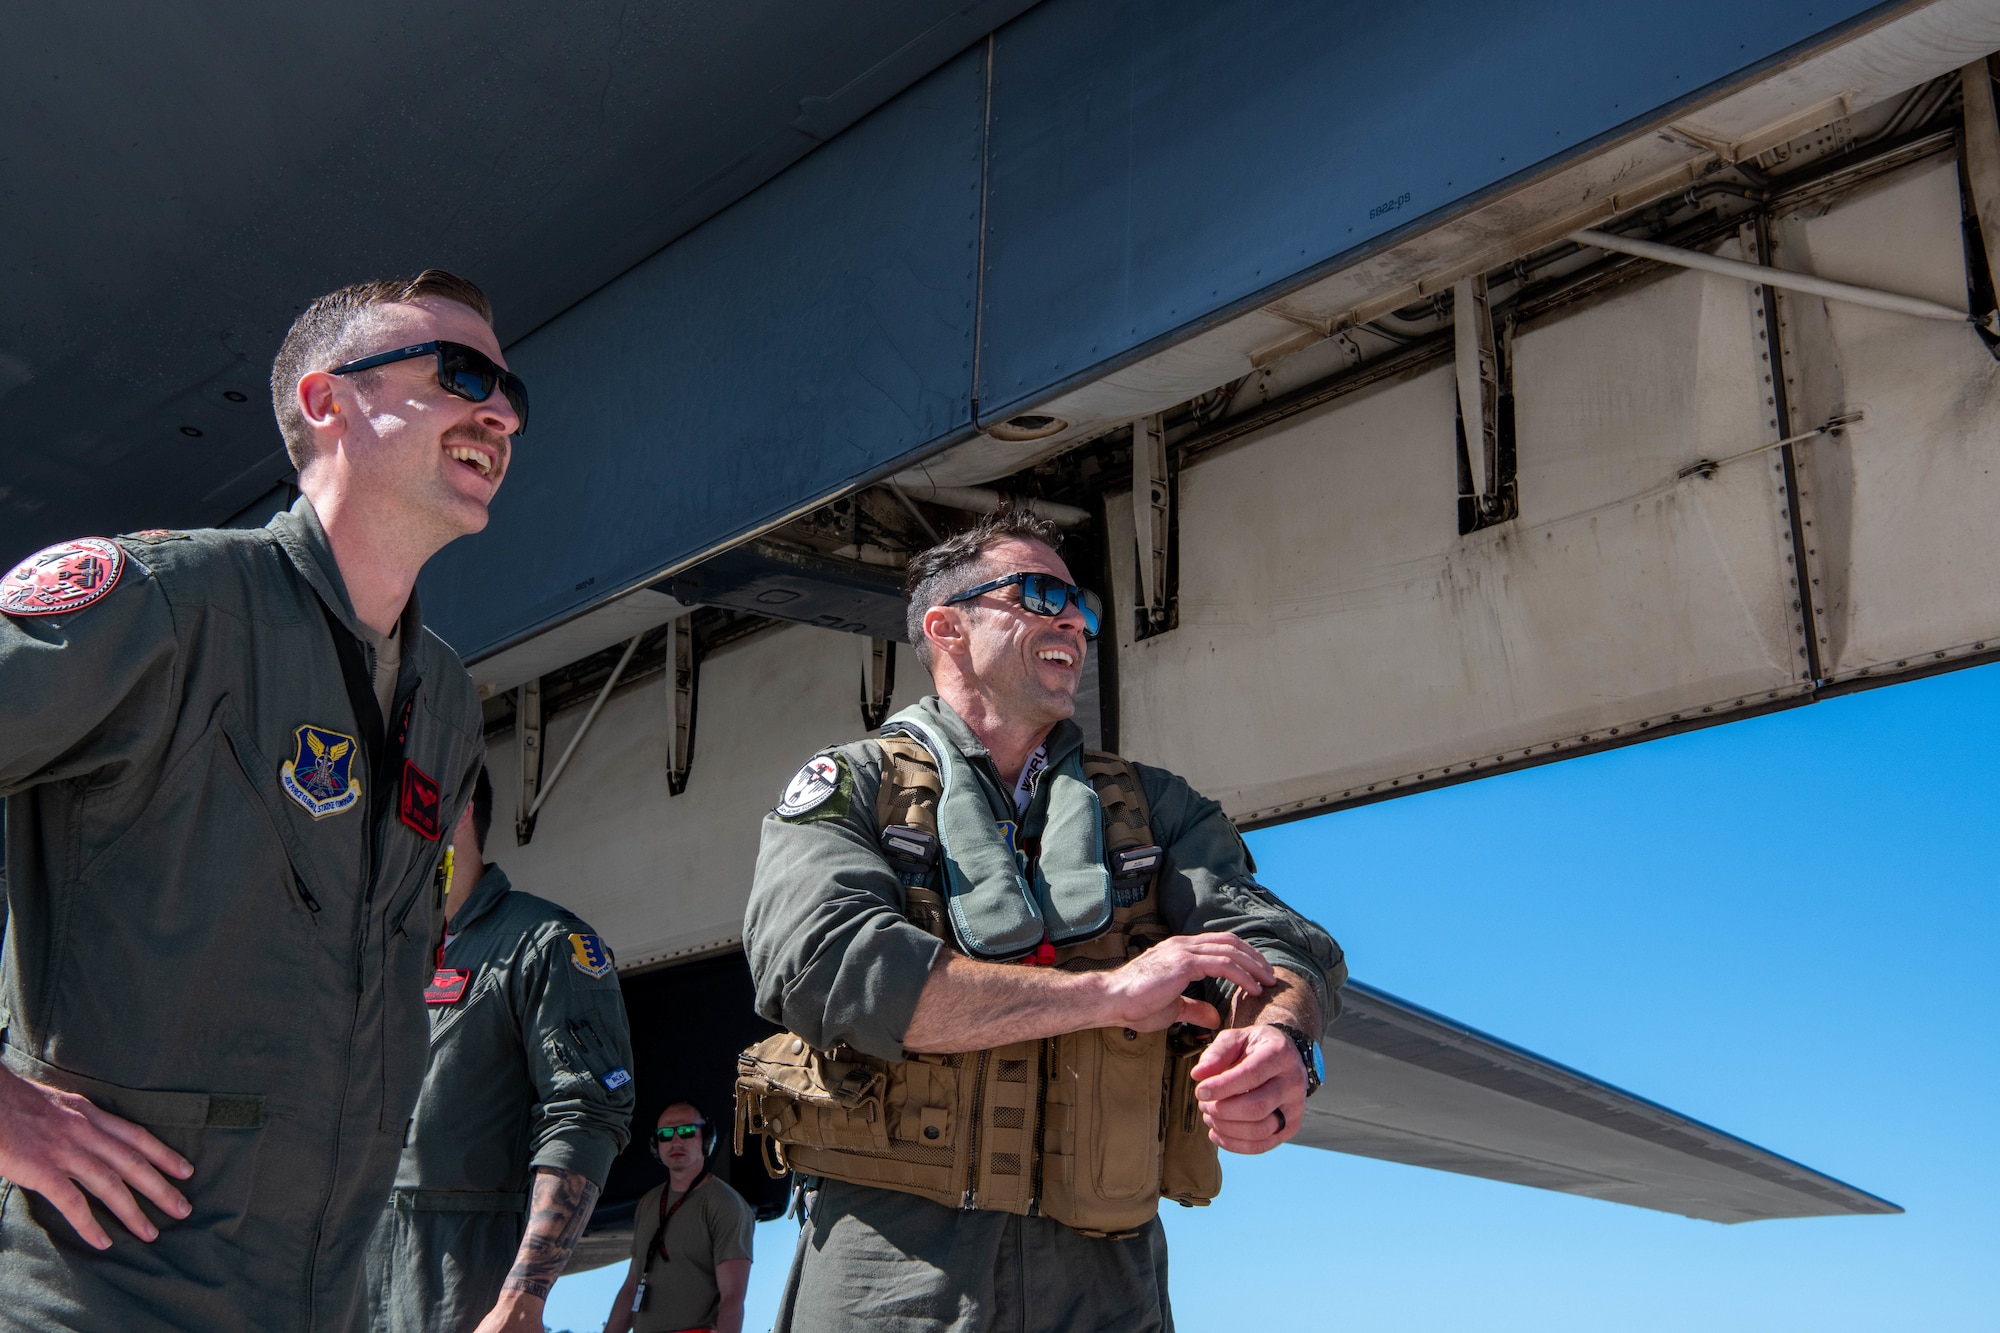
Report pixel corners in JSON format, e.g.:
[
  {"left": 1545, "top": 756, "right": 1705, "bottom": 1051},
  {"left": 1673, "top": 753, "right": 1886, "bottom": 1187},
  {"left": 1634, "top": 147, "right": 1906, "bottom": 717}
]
[
  {"left": 568, "top": 933, "right": 613, "bottom": 979},
  {"left": 0, "top": 538, "right": 124, "bottom": 617},
  {"left": 398, "top": 760, "right": 442, "bottom": 840},
  {"left": 280, "top": 724, "right": 363, "bottom": 819},
  {"left": 425, "top": 969, "right": 471, "bottom": 1005},
  {"left": 775, "top": 754, "right": 849, "bottom": 822}
]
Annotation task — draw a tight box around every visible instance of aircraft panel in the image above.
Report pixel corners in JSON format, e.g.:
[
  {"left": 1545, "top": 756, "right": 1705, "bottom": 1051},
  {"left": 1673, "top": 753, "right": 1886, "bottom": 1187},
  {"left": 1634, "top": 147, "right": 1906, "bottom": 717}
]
[
  {"left": 484, "top": 623, "right": 936, "bottom": 973},
  {"left": 1106, "top": 262, "right": 1807, "bottom": 822},
  {"left": 975, "top": 0, "right": 1891, "bottom": 423},
  {"left": 1770, "top": 157, "right": 2000, "bottom": 685},
  {"left": 418, "top": 48, "right": 989, "bottom": 659},
  {"left": 1308, "top": 982, "right": 1897, "bottom": 1222}
]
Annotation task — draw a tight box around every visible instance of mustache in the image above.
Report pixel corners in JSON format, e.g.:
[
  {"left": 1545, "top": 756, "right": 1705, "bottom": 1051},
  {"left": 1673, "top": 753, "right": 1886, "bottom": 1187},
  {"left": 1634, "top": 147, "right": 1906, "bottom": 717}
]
[{"left": 443, "top": 422, "right": 510, "bottom": 455}]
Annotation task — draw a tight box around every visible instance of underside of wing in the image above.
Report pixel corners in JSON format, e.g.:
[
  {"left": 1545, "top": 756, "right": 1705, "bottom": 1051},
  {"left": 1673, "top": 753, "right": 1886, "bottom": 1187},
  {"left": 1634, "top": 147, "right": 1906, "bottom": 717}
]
[{"left": 1302, "top": 981, "right": 1899, "bottom": 1224}]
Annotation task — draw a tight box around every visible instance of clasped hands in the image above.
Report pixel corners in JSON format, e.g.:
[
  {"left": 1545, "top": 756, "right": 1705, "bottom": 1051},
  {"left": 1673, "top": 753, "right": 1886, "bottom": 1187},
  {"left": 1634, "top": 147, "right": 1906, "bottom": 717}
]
[{"left": 1094, "top": 932, "right": 1312, "bottom": 1154}]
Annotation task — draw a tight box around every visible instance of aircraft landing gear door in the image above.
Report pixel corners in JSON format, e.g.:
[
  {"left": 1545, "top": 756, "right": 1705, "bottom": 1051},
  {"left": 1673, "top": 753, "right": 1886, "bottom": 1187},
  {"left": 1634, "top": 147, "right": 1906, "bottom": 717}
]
[
  {"left": 515, "top": 677, "right": 543, "bottom": 846},
  {"left": 1132, "top": 413, "right": 1172, "bottom": 636},
  {"left": 666, "top": 615, "right": 699, "bottom": 796},
  {"left": 1454, "top": 273, "right": 1516, "bottom": 532},
  {"left": 1959, "top": 57, "right": 2000, "bottom": 357},
  {"left": 860, "top": 637, "right": 896, "bottom": 730}
]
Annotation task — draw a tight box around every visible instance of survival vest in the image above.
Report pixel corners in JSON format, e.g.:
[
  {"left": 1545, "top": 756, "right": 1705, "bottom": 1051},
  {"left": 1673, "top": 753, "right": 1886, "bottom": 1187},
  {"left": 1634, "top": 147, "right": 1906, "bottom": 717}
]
[{"left": 734, "top": 738, "right": 1223, "bottom": 1237}]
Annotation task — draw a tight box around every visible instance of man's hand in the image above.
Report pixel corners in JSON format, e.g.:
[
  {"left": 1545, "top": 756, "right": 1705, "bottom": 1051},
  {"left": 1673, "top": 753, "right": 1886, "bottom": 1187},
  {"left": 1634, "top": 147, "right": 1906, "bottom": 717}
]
[
  {"left": 1097, "top": 932, "right": 1277, "bottom": 1032},
  {"left": 0, "top": 1065, "right": 192, "bottom": 1248},
  {"left": 1190, "top": 1023, "right": 1307, "bottom": 1154},
  {"left": 469, "top": 1289, "right": 549, "bottom": 1333}
]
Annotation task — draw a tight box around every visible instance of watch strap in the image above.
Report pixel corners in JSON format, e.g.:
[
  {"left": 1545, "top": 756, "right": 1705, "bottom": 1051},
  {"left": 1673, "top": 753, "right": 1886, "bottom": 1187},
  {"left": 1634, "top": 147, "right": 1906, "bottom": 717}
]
[{"left": 1268, "top": 1021, "right": 1323, "bottom": 1097}]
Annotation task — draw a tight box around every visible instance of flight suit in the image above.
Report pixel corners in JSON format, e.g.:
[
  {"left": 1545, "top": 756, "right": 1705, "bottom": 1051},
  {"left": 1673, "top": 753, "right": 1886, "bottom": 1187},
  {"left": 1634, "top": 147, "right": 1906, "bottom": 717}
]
[
  {"left": 0, "top": 498, "right": 484, "bottom": 1333},
  {"left": 743, "top": 695, "right": 1344, "bottom": 1333},
  {"left": 359, "top": 863, "right": 635, "bottom": 1333}
]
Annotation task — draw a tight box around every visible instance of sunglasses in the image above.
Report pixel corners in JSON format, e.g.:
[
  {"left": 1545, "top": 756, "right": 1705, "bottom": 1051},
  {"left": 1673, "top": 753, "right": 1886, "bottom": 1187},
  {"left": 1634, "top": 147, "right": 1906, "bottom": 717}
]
[
  {"left": 945, "top": 571, "right": 1101, "bottom": 639},
  {"left": 654, "top": 1124, "right": 705, "bottom": 1142},
  {"left": 329, "top": 340, "right": 530, "bottom": 435}
]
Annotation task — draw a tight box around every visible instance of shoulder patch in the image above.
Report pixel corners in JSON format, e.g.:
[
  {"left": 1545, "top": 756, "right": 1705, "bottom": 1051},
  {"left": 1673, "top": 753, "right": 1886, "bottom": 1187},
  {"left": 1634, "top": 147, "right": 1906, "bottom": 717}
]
[
  {"left": 567, "top": 932, "right": 613, "bottom": 978},
  {"left": 121, "top": 529, "right": 191, "bottom": 545},
  {"left": 776, "top": 753, "right": 851, "bottom": 822},
  {"left": 1, "top": 538, "right": 125, "bottom": 617}
]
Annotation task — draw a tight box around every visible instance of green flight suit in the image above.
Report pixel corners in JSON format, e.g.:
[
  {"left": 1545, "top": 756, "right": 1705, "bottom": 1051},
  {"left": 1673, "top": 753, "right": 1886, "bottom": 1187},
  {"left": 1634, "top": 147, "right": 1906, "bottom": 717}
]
[
  {"left": 0, "top": 499, "right": 485, "bottom": 1333},
  {"left": 744, "top": 695, "right": 1345, "bottom": 1333},
  {"left": 358, "top": 863, "right": 635, "bottom": 1333}
]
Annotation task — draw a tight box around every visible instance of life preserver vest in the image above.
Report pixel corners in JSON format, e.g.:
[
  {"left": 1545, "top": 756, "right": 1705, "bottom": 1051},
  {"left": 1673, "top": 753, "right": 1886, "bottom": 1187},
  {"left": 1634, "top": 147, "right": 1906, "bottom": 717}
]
[{"left": 734, "top": 740, "right": 1222, "bottom": 1236}]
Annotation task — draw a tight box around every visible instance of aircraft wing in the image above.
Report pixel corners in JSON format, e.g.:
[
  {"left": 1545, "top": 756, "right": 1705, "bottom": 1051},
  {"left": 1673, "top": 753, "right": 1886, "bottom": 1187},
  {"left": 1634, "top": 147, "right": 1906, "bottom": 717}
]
[{"left": 1302, "top": 981, "right": 1898, "bottom": 1224}]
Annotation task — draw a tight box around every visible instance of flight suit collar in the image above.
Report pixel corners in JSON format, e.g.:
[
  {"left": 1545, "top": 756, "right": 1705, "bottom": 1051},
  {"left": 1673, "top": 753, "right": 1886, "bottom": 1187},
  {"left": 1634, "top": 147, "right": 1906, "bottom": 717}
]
[
  {"left": 267, "top": 495, "right": 424, "bottom": 651},
  {"left": 447, "top": 864, "right": 515, "bottom": 937},
  {"left": 912, "top": 694, "right": 1085, "bottom": 793}
]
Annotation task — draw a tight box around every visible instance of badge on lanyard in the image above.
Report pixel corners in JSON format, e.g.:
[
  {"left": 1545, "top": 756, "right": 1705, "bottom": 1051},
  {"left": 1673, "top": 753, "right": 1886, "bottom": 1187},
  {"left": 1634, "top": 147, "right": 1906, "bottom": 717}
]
[
  {"left": 281, "top": 725, "right": 362, "bottom": 819},
  {"left": 425, "top": 969, "right": 471, "bottom": 1005}
]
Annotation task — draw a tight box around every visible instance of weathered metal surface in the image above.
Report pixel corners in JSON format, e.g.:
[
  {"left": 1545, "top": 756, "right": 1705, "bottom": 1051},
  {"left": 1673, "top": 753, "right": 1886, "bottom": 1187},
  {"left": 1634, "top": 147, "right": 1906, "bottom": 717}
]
[
  {"left": 481, "top": 622, "right": 936, "bottom": 974},
  {"left": 1108, "top": 262, "right": 1810, "bottom": 824},
  {"left": 1775, "top": 157, "right": 2000, "bottom": 685}
]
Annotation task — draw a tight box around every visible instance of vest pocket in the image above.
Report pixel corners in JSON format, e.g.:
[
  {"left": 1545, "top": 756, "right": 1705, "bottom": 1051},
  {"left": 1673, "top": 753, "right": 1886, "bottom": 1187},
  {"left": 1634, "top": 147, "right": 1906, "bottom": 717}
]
[
  {"left": 1088, "top": 1026, "right": 1167, "bottom": 1203},
  {"left": 1159, "top": 1039, "right": 1222, "bottom": 1206}
]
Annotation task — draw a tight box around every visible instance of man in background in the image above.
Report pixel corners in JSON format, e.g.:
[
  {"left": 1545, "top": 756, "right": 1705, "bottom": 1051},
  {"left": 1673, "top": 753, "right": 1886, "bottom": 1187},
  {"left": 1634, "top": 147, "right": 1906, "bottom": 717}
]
[
  {"left": 361, "top": 768, "right": 636, "bottom": 1333},
  {"left": 605, "top": 1102, "right": 754, "bottom": 1333}
]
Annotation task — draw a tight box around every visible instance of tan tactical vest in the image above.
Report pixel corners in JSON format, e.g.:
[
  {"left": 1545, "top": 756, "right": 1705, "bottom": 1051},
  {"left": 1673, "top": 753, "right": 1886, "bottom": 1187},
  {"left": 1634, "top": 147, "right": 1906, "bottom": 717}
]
[{"left": 735, "top": 739, "right": 1223, "bottom": 1237}]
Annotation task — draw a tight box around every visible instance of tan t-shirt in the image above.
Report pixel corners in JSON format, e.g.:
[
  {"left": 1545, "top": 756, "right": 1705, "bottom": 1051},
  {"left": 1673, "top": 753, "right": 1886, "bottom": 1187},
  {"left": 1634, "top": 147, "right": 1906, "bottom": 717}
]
[{"left": 627, "top": 1174, "right": 756, "bottom": 1332}]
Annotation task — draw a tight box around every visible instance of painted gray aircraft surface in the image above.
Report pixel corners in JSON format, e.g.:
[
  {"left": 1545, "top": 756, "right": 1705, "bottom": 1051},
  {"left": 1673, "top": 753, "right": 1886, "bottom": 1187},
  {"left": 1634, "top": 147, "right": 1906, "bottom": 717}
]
[{"left": 12, "top": 0, "right": 2000, "bottom": 1259}]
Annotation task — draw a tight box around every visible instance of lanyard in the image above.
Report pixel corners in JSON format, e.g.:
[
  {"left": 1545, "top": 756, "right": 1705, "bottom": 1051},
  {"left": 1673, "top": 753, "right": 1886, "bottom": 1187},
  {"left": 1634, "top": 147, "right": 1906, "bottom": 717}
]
[{"left": 649, "top": 1171, "right": 707, "bottom": 1266}]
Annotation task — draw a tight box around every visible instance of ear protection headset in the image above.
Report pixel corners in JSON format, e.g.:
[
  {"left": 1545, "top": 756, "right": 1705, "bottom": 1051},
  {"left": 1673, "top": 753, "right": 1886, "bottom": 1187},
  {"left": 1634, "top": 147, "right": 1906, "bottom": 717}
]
[{"left": 654, "top": 1106, "right": 720, "bottom": 1157}]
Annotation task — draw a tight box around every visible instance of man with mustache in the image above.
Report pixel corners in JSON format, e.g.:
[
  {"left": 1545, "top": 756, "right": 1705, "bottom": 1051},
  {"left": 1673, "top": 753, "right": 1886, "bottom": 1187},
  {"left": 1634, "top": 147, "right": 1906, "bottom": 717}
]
[
  {"left": 0, "top": 271, "right": 517, "bottom": 1331},
  {"left": 741, "top": 510, "right": 1346, "bottom": 1332}
]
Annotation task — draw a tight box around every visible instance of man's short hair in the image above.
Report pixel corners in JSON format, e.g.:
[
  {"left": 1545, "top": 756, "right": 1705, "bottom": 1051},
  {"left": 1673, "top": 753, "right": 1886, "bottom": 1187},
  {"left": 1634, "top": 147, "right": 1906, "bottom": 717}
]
[
  {"left": 903, "top": 509, "right": 1064, "bottom": 669},
  {"left": 470, "top": 765, "right": 493, "bottom": 852},
  {"left": 269, "top": 269, "right": 495, "bottom": 470}
]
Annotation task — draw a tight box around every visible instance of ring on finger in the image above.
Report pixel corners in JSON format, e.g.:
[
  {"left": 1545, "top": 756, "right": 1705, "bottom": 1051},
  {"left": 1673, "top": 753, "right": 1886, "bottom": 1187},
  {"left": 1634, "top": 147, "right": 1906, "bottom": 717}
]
[{"left": 1273, "top": 1107, "right": 1286, "bottom": 1133}]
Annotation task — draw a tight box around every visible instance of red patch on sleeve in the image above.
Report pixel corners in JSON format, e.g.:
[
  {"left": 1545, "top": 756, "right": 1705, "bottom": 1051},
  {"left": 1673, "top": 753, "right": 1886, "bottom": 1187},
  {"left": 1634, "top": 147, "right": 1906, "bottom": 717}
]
[
  {"left": 399, "top": 761, "right": 442, "bottom": 840},
  {"left": 0, "top": 538, "right": 124, "bottom": 617}
]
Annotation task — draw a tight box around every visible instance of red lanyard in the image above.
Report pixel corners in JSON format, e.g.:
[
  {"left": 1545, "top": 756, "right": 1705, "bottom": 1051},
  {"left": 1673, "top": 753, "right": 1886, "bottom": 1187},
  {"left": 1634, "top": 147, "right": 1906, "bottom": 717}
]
[{"left": 650, "top": 1171, "right": 707, "bottom": 1264}]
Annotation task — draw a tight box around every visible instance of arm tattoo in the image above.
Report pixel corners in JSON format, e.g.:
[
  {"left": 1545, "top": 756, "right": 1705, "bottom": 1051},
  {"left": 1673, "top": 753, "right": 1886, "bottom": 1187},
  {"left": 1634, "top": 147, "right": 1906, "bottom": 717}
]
[{"left": 503, "top": 1167, "right": 600, "bottom": 1300}]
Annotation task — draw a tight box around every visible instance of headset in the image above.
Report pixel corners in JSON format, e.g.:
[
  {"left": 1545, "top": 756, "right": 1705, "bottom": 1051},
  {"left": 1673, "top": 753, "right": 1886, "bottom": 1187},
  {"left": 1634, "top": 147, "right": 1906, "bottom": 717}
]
[{"left": 653, "top": 1101, "right": 719, "bottom": 1158}]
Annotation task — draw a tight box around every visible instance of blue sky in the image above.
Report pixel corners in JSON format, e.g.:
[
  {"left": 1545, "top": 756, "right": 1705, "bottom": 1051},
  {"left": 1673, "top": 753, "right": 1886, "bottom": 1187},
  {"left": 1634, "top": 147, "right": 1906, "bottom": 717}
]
[{"left": 546, "top": 662, "right": 1999, "bottom": 1331}]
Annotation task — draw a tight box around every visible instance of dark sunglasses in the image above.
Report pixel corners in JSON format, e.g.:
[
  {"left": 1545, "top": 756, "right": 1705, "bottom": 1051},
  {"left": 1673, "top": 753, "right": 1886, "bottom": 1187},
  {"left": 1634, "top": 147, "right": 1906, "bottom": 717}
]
[
  {"left": 329, "top": 340, "right": 529, "bottom": 435},
  {"left": 945, "top": 571, "right": 1101, "bottom": 639},
  {"left": 654, "top": 1124, "right": 705, "bottom": 1142}
]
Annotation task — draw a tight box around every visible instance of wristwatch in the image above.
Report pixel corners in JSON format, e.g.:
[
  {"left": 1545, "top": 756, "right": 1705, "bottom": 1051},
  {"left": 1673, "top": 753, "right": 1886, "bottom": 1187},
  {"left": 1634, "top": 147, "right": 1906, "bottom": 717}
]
[{"left": 1268, "top": 1022, "right": 1323, "bottom": 1097}]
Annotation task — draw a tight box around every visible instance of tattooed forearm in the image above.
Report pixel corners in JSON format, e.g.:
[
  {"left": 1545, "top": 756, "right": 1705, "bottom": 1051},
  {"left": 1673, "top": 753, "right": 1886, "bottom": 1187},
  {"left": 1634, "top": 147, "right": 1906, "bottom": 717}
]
[{"left": 502, "top": 1167, "right": 600, "bottom": 1300}]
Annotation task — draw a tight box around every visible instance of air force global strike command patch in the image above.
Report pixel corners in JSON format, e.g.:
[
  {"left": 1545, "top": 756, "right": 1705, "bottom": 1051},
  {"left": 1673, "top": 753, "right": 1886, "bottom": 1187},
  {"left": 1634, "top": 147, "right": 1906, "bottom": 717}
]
[
  {"left": 568, "top": 933, "right": 613, "bottom": 979},
  {"left": 280, "top": 725, "right": 363, "bottom": 819},
  {"left": 775, "top": 753, "right": 850, "bottom": 822},
  {"left": 0, "top": 538, "right": 124, "bottom": 617}
]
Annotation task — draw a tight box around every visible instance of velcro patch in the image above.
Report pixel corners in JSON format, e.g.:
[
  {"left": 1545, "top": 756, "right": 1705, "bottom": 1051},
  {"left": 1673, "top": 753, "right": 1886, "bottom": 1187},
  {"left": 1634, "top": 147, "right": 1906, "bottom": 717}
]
[
  {"left": 776, "top": 753, "right": 851, "bottom": 822},
  {"left": 398, "top": 760, "right": 442, "bottom": 839},
  {"left": 425, "top": 969, "right": 470, "bottom": 1004},
  {"left": 602, "top": 1066, "right": 632, "bottom": 1090},
  {"left": 1, "top": 538, "right": 124, "bottom": 617},
  {"left": 280, "top": 724, "right": 362, "bottom": 819},
  {"left": 568, "top": 932, "right": 613, "bottom": 979}
]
